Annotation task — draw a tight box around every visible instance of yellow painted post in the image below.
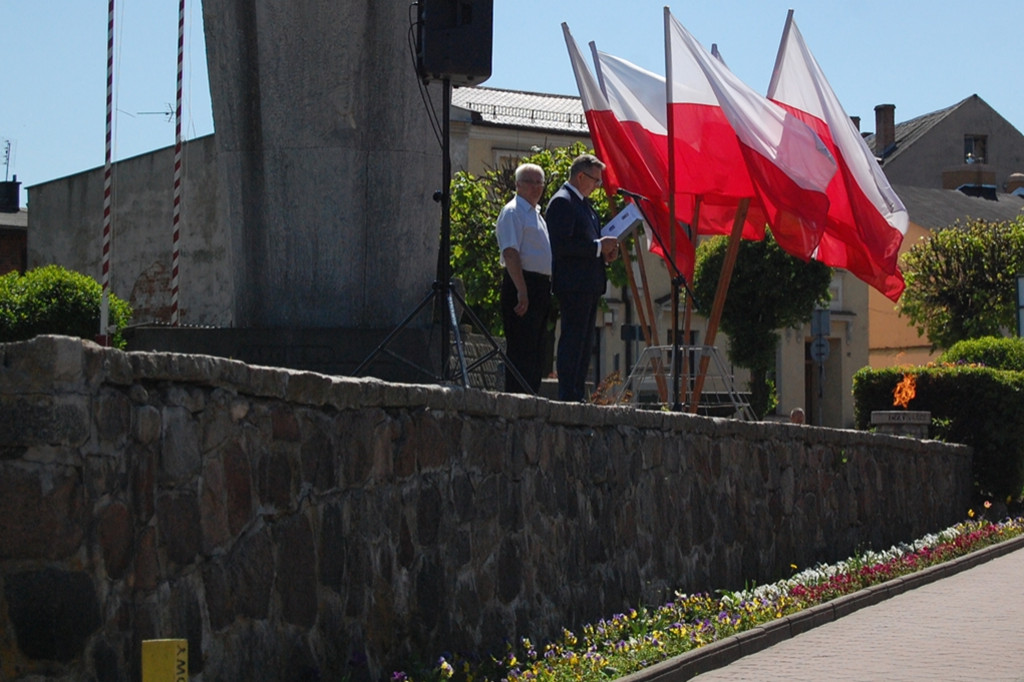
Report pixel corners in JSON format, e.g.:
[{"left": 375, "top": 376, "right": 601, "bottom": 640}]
[{"left": 142, "top": 639, "right": 188, "bottom": 681}]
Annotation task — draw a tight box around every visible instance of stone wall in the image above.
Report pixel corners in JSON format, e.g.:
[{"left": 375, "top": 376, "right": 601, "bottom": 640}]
[{"left": 0, "top": 336, "right": 972, "bottom": 681}]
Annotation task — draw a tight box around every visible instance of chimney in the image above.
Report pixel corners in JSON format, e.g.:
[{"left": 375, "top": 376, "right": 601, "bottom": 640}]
[
  {"left": 874, "top": 104, "right": 896, "bottom": 157},
  {"left": 0, "top": 175, "right": 20, "bottom": 213},
  {"left": 850, "top": 116, "right": 861, "bottom": 132}
]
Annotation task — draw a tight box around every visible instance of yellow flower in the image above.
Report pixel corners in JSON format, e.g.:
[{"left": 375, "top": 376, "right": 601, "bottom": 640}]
[{"left": 968, "top": 509, "right": 975, "bottom": 518}]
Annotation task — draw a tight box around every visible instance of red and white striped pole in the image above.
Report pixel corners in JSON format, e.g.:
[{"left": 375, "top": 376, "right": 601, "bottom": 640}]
[
  {"left": 99, "top": 0, "right": 115, "bottom": 345},
  {"left": 170, "top": 0, "right": 185, "bottom": 325}
]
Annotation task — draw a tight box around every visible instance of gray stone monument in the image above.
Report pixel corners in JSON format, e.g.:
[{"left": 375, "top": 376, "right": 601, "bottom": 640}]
[
  {"left": 203, "top": 0, "right": 442, "bottom": 328},
  {"left": 170, "top": 0, "right": 447, "bottom": 378}
]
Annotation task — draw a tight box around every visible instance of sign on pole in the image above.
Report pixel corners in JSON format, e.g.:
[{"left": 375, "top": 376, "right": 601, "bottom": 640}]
[
  {"left": 1016, "top": 275, "right": 1024, "bottom": 337},
  {"left": 810, "top": 336, "right": 830, "bottom": 362}
]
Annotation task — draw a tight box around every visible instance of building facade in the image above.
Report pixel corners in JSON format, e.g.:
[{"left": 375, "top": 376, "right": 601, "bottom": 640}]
[{"left": 866, "top": 96, "right": 1024, "bottom": 367}]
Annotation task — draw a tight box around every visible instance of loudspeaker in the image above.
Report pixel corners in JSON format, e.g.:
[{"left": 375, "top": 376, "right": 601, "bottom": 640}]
[{"left": 417, "top": 0, "right": 493, "bottom": 86}]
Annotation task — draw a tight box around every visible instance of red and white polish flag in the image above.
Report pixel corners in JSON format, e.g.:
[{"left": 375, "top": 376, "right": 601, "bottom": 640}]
[
  {"left": 767, "top": 10, "right": 907, "bottom": 300},
  {"left": 665, "top": 8, "right": 836, "bottom": 261}
]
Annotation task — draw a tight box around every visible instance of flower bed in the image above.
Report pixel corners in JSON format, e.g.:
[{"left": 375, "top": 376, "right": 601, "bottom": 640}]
[{"left": 394, "top": 516, "right": 1024, "bottom": 682}]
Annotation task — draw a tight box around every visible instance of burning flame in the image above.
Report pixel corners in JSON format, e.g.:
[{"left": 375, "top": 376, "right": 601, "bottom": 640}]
[{"left": 893, "top": 373, "right": 917, "bottom": 409}]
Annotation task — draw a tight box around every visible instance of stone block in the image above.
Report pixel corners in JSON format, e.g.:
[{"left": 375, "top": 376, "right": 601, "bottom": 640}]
[
  {"left": 227, "top": 527, "right": 275, "bottom": 621},
  {"left": 87, "top": 343, "right": 134, "bottom": 387},
  {"left": 270, "top": 407, "right": 301, "bottom": 442},
  {"left": 97, "top": 501, "right": 132, "bottom": 579},
  {"left": 133, "top": 526, "right": 160, "bottom": 592},
  {"left": 274, "top": 514, "right": 317, "bottom": 627},
  {"left": 0, "top": 395, "right": 90, "bottom": 449},
  {"left": 95, "top": 388, "right": 132, "bottom": 449},
  {"left": 200, "top": 457, "right": 232, "bottom": 555},
  {"left": 133, "top": 404, "right": 162, "bottom": 445},
  {"left": 0, "top": 465, "right": 86, "bottom": 560},
  {"left": 160, "top": 405, "right": 201, "bottom": 483},
  {"left": 222, "top": 441, "right": 254, "bottom": 536},
  {"left": 4, "top": 568, "right": 101, "bottom": 662},
  {"left": 258, "top": 450, "right": 296, "bottom": 513},
  {"left": 156, "top": 492, "right": 201, "bottom": 566},
  {"left": 300, "top": 420, "right": 338, "bottom": 492},
  {"left": 0, "top": 336, "right": 85, "bottom": 394},
  {"left": 283, "top": 369, "right": 333, "bottom": 407}
]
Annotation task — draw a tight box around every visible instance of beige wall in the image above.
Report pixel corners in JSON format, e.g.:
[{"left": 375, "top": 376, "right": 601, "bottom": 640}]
[
  {"left": 451, "top": 119, "right": 589, "bottom": 176},
  {"left": 868, "top": 221, "right": 939, "bottom": 368},
  {"left": 28, "top": 136, "right": 231, "bottom": 327}
]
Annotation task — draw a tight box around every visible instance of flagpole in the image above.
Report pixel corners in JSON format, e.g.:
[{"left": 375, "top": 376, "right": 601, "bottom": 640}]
[
  {"left": 170, "top": 0, "right": 185, "bottom": 326},
  {"left": 664, "top": 7, "right": 683, "bottom": 411},
  {"left": 690, "top": 198, "right": 749, "bottom": 414},
  {"left": 766, "top": 10, "right": 796, "bottom": 97},
  {"left": 680, "top": 196, "right": 700, "bottom": 407},
  {"left": 99, "top": 0, "right": 115, "bottom": 346}
]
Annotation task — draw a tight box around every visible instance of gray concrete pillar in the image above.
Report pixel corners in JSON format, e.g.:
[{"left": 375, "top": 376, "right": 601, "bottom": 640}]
[{"left": 202, "top": 0, "right": 444, "bottom": 329}]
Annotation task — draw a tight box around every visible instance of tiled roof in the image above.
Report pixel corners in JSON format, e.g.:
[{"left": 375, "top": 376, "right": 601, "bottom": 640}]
[
  {"left": 865, "top": 96, "right": 974, "bottom": 165},
  {"left": 895, "top": 184, "right": 1024, "bottom": 230},
  {"left": 451, "top": 86, "right": 589, "bottom": 135}
]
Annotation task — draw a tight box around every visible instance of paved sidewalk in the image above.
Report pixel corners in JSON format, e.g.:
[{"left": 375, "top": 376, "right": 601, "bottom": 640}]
[
  {"left": 623, "top": 536, "right": 1024, "bottom": 682},
  {"left": 692, "top": 544, "right": 1024, "bottom": 681}
]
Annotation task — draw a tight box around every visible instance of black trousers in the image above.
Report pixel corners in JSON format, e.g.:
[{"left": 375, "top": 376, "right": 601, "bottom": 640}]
[
  {"left": 555, "top": 291, "right": 599, "bottom": 402},
  {"left": 501, "top": 270, "right": 551, "bottom": 393}
]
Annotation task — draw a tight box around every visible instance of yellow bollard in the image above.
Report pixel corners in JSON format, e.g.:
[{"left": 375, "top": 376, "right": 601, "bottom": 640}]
[{"left": 141, "top": 639, "right": 188, "bottom": 681}]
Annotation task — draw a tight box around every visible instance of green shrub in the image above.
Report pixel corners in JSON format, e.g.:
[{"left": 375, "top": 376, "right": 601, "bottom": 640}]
[
  {"left": 938, "top": 336, "right": 1024, "bottom": 371},
  {"left": 853, "top": 364, "right": 1024, "bottom": 501},
  {"left": 0, "top": 265, "right": 132, "bottom": 348}
]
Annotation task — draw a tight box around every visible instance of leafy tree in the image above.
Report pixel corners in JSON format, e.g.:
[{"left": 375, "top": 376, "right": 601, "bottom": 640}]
[
  {"left": 693, "top": 231, "right": 832, "bottom": 417},
  {"left": 449, "top": 141, "right": 624, "bottom": 335},
  {"left": 898, "top": 216, "right": 1024, "bottom": 350},
  {"left": 448, "top": 167, "right": 506, "bottom": 332}
]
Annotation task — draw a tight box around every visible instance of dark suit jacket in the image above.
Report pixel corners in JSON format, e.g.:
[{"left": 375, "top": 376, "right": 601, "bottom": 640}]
[{"left": 546, "top": 184, "right": 607, "bottom": 296}]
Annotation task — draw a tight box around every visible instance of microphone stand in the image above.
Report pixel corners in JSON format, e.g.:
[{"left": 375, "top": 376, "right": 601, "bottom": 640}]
[
  {"left": 617, "top": 190, "right": 698, "bottom": 411},
  {"left": 355, "top": 78, "right": 532, "bottom": 393}
]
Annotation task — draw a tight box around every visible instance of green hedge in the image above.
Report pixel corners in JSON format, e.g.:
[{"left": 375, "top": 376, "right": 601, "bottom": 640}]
[
  {"left": 0, "top": 265, "right": 132, "bottom": 348},
  {"left": 938, "top": 336, "right": 1024, "bottom": 371},
  {"left": 853, "top": 364, "right": 1024, "bottom": 501}
]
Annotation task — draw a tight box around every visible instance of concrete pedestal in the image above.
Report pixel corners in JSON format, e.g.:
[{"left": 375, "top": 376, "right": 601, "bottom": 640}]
[{"left": 871, "top": 410, "right": 931, "bottom": 438}]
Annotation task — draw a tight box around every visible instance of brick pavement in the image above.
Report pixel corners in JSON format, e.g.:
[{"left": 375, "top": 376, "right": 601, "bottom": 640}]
[{"left": 622, "top": 536, "right": 1024, "bottom": 682}]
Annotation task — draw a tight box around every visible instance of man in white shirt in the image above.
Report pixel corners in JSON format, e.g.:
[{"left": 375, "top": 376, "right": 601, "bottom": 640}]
[{"left": 495, "top": 163, "right": 551, "bottom": 393}]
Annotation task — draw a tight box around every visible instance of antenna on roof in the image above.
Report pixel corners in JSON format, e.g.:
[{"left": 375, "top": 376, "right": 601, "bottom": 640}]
[
  {"left": 136, "top": 103, "right": 175, "bottom": 123},
  {"left": 2, "top": 139, "right": 11, "bottom": 181}
]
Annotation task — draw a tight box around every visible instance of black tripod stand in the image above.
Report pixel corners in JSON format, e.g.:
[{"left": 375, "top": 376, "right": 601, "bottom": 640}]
[{"left": 354, "top": 78, "right": 532, "bottom": 393}]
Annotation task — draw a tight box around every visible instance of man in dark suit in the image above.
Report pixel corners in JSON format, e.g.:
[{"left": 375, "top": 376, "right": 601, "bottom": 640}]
[{"left": 546, "top": 154, "right": 620, "bottom": 402}]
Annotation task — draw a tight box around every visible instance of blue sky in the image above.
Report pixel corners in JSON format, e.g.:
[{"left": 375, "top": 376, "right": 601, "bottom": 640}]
[{"left": 4, "top": 1, "right": 1022, "bottom": 208}]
